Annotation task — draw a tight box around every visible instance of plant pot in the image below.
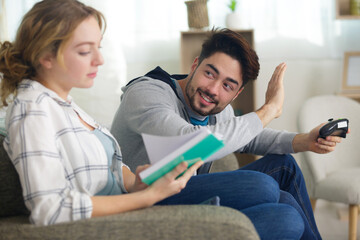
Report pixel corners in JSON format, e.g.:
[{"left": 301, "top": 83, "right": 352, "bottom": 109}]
[
  {"left": 226, "top": 12, "right": 242, "bottom": 30},
  {"left": 185, "top": 0, "right": 209, "bottom": 29}
]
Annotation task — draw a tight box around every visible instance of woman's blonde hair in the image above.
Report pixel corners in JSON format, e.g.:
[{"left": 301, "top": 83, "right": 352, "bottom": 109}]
[{"left": 0, "top": 0, "right": 106, "bottom": 107}]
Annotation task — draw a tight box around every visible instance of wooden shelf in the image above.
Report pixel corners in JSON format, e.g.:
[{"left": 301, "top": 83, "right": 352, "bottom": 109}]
[
  {"left": 336, "top": 0, "right": 360, "bottom": 19},
  {"left": 180, "top": 29, "right": 257, "bottom": 166}
]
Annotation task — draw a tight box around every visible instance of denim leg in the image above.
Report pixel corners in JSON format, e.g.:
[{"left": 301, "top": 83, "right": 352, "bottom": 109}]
[
  {"left": 156, "top": 170, "right": 280, "bottom": 210},
  {"left": 156, "top": 170, "right": 305, "bottom": 239},
  {"left": 240, "top": 154, "right": 321, "bottom": 240},
  {"left": 280, "top": 190, "right": 317, "bottom": 240},
  {"left": 242, "top": 203, "right": 304, "bottom": 240}
]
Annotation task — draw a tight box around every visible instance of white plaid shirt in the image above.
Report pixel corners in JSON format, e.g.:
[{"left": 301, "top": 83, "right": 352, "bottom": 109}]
[{"left": 3, "top": 80, "right": 127, "bottom": 226}]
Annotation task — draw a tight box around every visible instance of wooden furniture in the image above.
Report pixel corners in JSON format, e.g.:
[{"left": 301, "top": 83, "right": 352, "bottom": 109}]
[
  {"left": 180, "top": 29, "right": 256, "bottom": 167},
  {"left": 336, "top": 0, "right": 360, "bottom": 19},
  {"left": 339, "top": 52, "right": 360, "bottom": 103},
  {"left": 339, "top": 92, "right": 360, "bottom": 102}
]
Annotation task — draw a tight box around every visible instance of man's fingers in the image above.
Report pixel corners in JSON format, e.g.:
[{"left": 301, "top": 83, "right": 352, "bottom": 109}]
[
  {"left": 277, "top": 63, "right": 287, "bottom": 81},
  {"left": 318, "top": 136, "right": 342, "bottom": 144},
  {"left": 315, "top": 143, "right": 336, "bottom": 153},
  {"left": 270, "top": 63, "right": 286, "bottom": 82}
]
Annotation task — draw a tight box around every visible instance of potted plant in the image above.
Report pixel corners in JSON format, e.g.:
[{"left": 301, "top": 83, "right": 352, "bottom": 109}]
[
  {"left": 185, "top": 0, "right": 209, "bottom": 29},
  {"left": 225, "top": 0, "right": 242, "bottom": 29},
  {"left": 228, "top": 0, "right": 237, "bottom": 12}
]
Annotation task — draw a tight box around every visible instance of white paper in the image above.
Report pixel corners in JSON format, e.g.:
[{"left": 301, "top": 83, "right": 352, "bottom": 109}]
[{"left": 141, "top": 129, "right": 208, "bottom": 164}]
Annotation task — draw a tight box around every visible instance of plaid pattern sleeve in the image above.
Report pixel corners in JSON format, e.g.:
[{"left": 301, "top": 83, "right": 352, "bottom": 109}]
[{"left": 3, "top": 80, "right": 124, "bottom": 225}]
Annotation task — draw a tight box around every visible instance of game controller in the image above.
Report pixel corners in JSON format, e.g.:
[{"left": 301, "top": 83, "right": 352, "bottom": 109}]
[{"left": 319, "top": 118, "right": 349, "bottom": 139}]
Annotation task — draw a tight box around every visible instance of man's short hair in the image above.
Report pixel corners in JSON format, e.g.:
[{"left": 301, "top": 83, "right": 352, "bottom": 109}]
[{"left": 198, "top": 28, "right": 260, "bottom": 87}]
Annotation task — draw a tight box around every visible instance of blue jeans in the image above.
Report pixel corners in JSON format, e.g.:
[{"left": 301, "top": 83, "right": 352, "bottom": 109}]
[
  {"left": 241, "top": 154, "right": 321, "bottom": 240},
  {"left": 156, "top": 169, "right": 304, "bottom": 239}
]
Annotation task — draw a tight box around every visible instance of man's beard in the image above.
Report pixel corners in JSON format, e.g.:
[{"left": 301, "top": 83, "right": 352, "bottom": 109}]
[{"left": 185, "top": 72, "right": 223, "bottom": 116}]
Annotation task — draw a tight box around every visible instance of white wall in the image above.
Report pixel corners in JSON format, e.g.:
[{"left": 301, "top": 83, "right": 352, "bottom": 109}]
[
  {"left": 3, "top": 1, "right": 359, "bottom": 148},
  {"left": 257, "top": 59, "right": 342, "bottom": 132}
]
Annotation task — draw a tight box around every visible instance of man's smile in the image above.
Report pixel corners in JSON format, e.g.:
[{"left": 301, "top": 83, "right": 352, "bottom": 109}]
[{"left": 198, "top": 90, "right": 216, "bottom": 105}]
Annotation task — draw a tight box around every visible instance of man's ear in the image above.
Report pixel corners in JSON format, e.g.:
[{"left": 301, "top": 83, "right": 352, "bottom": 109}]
[
  {"left": 232, "top": 86, "right": 244, "bottom": 101},
  {"left": 190, "top": 57, "right": 199, "bottom": 73},
  {"left": 38, "top": 52, "right": 55, "bottom": 69}
]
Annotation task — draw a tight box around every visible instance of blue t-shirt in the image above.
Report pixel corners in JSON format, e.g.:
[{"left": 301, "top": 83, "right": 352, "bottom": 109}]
[{"left": 93, "top": 129, "right": 122, "bottom": 195}]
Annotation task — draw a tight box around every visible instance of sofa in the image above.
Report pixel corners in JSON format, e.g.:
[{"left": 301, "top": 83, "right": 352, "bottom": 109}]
[{"left": 0, "top": 133, "right": 260, "bottom": 239}]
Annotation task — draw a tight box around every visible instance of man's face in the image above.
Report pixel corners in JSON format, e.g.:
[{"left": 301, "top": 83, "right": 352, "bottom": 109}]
[{"left": 185, "top": 52, "right": 244, "bottom": 116}]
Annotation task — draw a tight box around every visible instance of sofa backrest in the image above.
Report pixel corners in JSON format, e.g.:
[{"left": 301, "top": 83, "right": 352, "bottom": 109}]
[{"left": 0, "top": 134, "right": 29, "bottom": 217}]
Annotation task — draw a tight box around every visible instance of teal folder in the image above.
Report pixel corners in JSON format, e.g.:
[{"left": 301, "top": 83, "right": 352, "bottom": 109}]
[{"left": 140, "top": 130, "right": 224, "bottom": 185}]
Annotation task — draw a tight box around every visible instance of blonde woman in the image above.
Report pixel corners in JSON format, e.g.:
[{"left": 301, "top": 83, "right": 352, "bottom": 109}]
[{"left": 0, "top": 0, "right": 202, "bottom": 226}]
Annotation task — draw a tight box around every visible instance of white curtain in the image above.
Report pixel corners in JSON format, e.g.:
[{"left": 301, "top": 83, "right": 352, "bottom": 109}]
[
  {"left": 3, "top": 0, "right": 360, "bottom": 127},
  {"left": 234, "top": 0, "right": 359, "bottom": 59},
  {"left": 0, "top": 0, "right": 8, "bottom": 42},
  {"left": 0, "top": 0, "right": 8, "bottom": 119}
]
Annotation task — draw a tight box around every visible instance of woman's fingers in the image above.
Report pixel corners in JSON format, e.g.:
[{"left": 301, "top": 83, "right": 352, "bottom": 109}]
[{"left": 176, "top": 160, "right": 204, "bottom": 182}]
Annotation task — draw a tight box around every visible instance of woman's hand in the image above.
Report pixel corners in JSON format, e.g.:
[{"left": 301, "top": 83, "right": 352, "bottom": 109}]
[
  {"left": 91, "top": 160, "right": 203, "bottom": 217},
  {"left": 145, "top": 160, "right": 203, "bottom": 204},
  {"left": 129, "top": 164, "right": 151, "bottom": 193}
]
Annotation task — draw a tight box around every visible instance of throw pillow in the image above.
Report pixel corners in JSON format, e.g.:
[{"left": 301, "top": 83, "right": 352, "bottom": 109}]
[{"left": 0, "top": 134, "right": 29, "bottom": 217}]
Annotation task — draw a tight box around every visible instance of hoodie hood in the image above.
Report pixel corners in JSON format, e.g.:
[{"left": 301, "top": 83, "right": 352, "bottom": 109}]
[{"left": 122, "top": 66, "right": 187, "bottom": 99}]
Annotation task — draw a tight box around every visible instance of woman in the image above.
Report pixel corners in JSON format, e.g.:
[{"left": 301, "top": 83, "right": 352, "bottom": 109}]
[
  {"left": 0, "top": 1, "right": 304, "bottom": 239},
  {"left": 0, "top": 0, "right": 202, "bottom": 225}
]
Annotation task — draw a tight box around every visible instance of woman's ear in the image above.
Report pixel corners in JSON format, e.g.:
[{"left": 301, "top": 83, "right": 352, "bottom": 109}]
[{"left": 38, "top": 52, "right": 55, "bottom": 69}]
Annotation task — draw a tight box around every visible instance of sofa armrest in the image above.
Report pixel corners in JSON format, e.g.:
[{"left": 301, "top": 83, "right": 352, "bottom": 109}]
[{"left": 0, "top": 205, "right": 259, "bottom": 240}]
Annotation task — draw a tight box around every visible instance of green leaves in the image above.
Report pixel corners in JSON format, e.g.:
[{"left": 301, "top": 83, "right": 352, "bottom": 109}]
[{"left": 228, "top": 0, "right": 237, "bottom": 12}]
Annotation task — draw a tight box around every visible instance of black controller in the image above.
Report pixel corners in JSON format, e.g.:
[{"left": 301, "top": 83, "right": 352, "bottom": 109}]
[{"left": 319, "top": 118, "right": 349, "bottom": 139}]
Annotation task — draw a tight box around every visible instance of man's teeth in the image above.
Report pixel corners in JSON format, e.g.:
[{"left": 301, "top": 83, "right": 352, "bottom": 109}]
[{"left": 200, "top": 92, "right": 213, "bottom": 103}]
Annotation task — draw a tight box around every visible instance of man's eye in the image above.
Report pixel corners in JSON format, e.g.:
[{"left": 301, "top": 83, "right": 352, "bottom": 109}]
[
  {"left": 224, "top": 83, "right": 233, "bottom": 91},
  {"left": 205, "top": 71, "right": 214, "bottom": 78}
]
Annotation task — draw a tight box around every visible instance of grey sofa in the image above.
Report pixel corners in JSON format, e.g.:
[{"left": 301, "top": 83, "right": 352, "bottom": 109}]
[{"left": 0, "top": 133, "right": 259, "bottom": 240}]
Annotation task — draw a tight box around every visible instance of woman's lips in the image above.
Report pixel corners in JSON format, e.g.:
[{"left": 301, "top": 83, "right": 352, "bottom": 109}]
[{"left": 87, "top": 72, "right": 97, "bottom": 78}]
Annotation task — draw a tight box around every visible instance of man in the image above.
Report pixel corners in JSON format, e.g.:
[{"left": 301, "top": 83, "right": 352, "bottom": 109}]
[{"left": 111, "top": 29, "right": 342, "bottom": 239}]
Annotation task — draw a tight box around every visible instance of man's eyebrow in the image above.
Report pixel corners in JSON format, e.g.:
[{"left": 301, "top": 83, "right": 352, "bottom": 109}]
[
  {"left": 207, "top": 64, "right": 219, "bottom": 75},
  {"left": 226, "top": 78, "right": 239, "bottom": 86},
  {"left": 207, "top": 63, "right": 239, "bottom": 86}
]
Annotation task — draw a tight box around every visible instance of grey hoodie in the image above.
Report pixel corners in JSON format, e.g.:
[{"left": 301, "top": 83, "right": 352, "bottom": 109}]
[{"left": 111, "top": 67, "right": 296, "bottom": 172}]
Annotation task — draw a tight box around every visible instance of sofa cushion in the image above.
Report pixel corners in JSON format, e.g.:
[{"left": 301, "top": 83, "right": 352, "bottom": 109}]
[
  {"left": 210, "top": 153, "right": 239, "bottom": 173},
  {"left": 0, "top": 205, "right": 259, "bottom": 240},
  {"left": 0, "top": 134, "right": 30, "bottom": 217}
]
